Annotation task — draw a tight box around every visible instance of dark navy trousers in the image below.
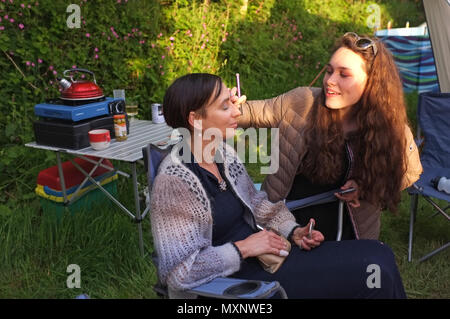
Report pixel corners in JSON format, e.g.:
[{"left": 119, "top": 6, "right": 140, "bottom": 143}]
[{"left": 231, "top": 239, "right": 407, "bottom": 299}]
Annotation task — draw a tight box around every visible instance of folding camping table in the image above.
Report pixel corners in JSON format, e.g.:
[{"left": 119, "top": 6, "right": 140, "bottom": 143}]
[{"left": 26, "top": 119, "right": 173, "bottom": 256}]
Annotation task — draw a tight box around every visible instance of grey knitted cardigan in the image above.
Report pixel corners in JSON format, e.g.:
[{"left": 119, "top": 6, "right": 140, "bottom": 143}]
[{"left": 150, "top": 141, "right": 299, "bottom": 298}]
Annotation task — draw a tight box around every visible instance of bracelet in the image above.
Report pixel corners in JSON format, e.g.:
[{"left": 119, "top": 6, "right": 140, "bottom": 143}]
[{"left": 231, "top": 242, "right": 244, "bottom": 262}]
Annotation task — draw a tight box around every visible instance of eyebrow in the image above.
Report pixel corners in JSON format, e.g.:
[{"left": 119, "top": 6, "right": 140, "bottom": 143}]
[
  {"left": 326, "top": 63, "right": 351, "bottom": 71},
  {"left": 218, "top": 96, "right": 229, "bottom": 105}
]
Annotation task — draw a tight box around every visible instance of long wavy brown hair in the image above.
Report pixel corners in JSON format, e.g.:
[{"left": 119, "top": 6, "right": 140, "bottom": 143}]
[{"left": 301, "top": 34, "right": 409, "bottom": 212}]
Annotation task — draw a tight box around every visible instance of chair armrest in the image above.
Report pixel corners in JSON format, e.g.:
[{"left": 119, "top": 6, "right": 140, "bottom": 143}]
[
  {"left": 285, "top": 188, "right": 340, "bottom": 211},
  {"left": 188, "top": 277, "right": 287, "bottom": 299}
]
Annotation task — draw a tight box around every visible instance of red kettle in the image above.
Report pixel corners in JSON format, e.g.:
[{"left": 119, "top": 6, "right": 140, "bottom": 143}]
[{"left": 57, "top": 68, "right": 104, "bottom": 101}]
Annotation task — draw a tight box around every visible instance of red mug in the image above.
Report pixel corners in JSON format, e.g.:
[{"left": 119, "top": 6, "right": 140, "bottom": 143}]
[{"left": 88, "top": 129, "right": 111, "bottom": 150}]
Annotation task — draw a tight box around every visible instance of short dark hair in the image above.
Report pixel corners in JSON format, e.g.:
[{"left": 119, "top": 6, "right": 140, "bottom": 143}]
[{"left": 163, "top": 73, "right": 223, "bottom": 130}]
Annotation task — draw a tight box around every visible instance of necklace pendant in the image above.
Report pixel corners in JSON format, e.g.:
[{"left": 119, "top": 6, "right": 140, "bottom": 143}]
[{"left": 219, "top": 180, "right": 227, "bottom": 191}]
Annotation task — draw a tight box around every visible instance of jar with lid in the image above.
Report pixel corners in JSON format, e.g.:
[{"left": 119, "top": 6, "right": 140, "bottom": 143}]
[{"left": 114, "top": 114, "right": 128, "bottom": 141}]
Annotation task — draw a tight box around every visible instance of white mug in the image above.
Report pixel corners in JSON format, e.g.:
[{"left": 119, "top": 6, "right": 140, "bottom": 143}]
[{"left": 151, "top": 103, "right": 165, "bottom": 124}]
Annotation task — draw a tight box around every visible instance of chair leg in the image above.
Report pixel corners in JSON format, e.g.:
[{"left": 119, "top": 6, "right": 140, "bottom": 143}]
[
  {"left": 418, "top": 242, "right": 450, "bottom": 263},
  {"left": 336, "top": 200, "right": 344, "bottom": 241},
  {"left": 408, "top": 194, "right": 418, "bottom": 262}
]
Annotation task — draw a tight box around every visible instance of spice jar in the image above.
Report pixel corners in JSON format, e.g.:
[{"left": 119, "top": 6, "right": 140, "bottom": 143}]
[{"left": 114, "top": 114, "right": 128, "bottom": 141}]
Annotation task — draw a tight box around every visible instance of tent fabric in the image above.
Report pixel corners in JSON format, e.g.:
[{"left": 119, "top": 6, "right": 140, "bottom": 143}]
[
  {"left": 377, "top": 35, "right": 439, "bottom": 93},
  {"left": 423, "top": 0, "right": 450, "bottom": 93}
]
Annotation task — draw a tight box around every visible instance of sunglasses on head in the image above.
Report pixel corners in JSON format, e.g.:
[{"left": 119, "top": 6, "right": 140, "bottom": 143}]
[{"left": 344, "top": 32, "right": 378, "bottom": 56}]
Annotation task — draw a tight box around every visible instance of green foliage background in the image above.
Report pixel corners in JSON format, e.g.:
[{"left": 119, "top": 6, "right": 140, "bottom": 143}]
[{"left": 0, "top": 0, "right": 425, "bottom": 206}]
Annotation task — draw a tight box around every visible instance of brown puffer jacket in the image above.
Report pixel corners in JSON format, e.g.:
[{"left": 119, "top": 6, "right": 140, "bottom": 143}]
[{"left": 238, "top": 86, "right": 423, "bottom": 239}]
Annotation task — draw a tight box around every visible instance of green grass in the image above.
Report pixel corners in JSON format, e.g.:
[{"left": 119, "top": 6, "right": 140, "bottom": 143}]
[
  {"left": 0, "top": 161, "right": 448, "bottom": 299},
  {"left": 0, "top": 193, "right": 158, "bottom": 299},
  {"left": 380, "top": 193, "right": 450, "bottom": 299}
]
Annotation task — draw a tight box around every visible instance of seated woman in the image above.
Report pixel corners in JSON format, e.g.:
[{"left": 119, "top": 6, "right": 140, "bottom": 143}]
[{"left": 150, "top": 73, "right": 407, "bottom": 299}]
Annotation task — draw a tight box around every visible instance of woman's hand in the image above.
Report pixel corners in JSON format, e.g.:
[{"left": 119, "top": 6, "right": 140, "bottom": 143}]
[
  {"left": 291, "top": 219, "right": 324, "bottom": 251},
  {"left": 229, "top": 87, "right": 247, "bottom": 105},
  {"left": 334, "top": 179, "right": 360, "bottom": 208},
  {"left": 234, "top": 229, "right": 289, "bottom": 259}
]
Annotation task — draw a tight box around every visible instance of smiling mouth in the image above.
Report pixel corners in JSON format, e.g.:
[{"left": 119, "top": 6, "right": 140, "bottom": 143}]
[{"left": 326, "top": 88, "right": 341, "bottom": 96}]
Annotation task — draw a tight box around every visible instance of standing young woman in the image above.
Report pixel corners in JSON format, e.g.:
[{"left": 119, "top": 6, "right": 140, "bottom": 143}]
[
  {"left": 238, "top": 32, "right": 423, "bottom": 240},
  {"left": 150, "top": 73, "right": 406, "bottom": 298}
]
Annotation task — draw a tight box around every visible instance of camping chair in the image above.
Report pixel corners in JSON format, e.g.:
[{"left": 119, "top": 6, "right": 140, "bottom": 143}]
[
  {"left": 407, "top": 92, "right": 450, "bottom": 262},
  {"left": 142, "top": 142, "right": 344, "bottom": 299}
]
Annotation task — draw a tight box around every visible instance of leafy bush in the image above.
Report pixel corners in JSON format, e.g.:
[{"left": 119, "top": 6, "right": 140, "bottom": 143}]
[{"left": 0, "top": 0, "right": 424, "bottom": 206}]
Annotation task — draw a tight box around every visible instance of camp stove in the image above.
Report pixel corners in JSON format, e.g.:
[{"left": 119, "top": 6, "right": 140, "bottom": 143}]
[{"left": 33, "top": 68, "right": 129, "bottom": 149}]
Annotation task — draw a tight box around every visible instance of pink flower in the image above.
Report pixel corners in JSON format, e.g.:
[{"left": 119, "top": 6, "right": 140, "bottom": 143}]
[
  {"left": 72, "top": 65, "right": 77, "bottom": 68},
  {"left": 0, "top": 26, "right": 4, "bottom": 31},
  {"left": 53, "top": 70, "right": 57, "bottom": 75},
  {"left": 18, "top": 23, "right": 24, "bottom": 29},
  {"left": 38, "top": 58, "right": 43, "bottom": 63},
  {"left": 9, "top": 18, "right": 15, "bottom": 23},
  {"left": 161, "top": 71, "right": 164, "bottom": 75},
  {"left": 4, "top": 15, "right": 8, "bottom": 20},
  {"left": 161, "top": 55, "right": 165, "bottom": 59},
  {"left": 31, "top": 62, "right": 35, "bottom": 67},
  {"left": 26, "top": 61, "right": 31, "bottom": 66},
  {"left": 49, "top": 65, "right": 54, "bottom": 70},
  {"left": 85, "top": 33, "right": 90, "bottom": 38},
  {"left": 20, "top": 3, "right": 24, "bottom": 8},
  {"left": 94, "top": 54, "right": 99, "bottom": 59},
  {"left": 94, "top": 47, "right": 99, "bottom": 52},
  {"left": 151, "top": 43, "right": 155, "bottom": 48},
  {"left": 169, "top": 36, "right": 174, "bottom": 41}
]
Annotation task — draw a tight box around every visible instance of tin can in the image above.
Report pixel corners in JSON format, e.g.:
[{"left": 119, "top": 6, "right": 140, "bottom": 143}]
[
  {"left": 113, "top": 114, "right": 128, "bottom": 141},
  {"left": 151, "top": 103, "right": 165, "bottom": 124}
]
